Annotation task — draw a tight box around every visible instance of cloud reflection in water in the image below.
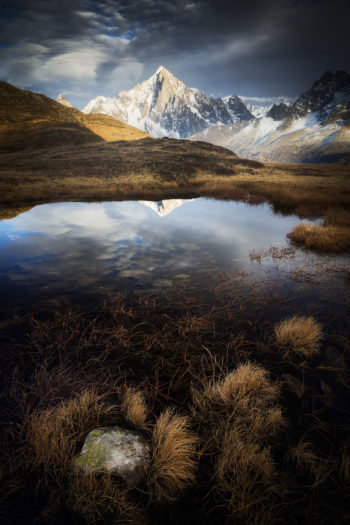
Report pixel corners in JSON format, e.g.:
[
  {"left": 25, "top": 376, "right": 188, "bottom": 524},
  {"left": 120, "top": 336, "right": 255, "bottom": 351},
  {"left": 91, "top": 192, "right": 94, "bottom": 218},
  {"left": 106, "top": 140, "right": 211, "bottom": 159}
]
[{"left": 0, "top": 199, "right": 299, "bottom": 307}]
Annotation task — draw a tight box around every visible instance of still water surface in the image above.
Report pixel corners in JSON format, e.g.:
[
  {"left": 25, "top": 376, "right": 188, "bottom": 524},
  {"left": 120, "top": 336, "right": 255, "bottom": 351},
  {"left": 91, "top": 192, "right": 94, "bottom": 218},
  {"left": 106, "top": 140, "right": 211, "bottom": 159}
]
[{"left": 0, "top": 198, "right": 345, "bottom": 312}]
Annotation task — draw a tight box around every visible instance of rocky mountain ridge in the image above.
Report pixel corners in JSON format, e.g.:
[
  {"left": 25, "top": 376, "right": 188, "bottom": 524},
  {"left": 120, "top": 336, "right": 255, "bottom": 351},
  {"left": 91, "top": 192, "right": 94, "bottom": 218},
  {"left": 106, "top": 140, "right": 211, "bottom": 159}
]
[
  {"left": 192, "top": 70, "right": 350, "bottom": 163},
  {"left": 83, "top": 67, "right": 350, "bottom": 162},
  {"left": 83, "top": 66, "right": 253, "bottom": 138}
]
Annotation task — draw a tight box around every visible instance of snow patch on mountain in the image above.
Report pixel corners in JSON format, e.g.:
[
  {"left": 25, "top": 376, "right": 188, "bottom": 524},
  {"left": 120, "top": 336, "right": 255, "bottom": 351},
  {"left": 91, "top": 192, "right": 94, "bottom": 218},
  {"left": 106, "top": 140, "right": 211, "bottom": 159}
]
[
  {"left": 239, "top": 96, "right": 295, "bottom": 118},
  {"left": 191, "top": 71, "right": 350, "bottom": 162},
  {"left": 56, "top": 94, "right": 73, "bottom": 108}
]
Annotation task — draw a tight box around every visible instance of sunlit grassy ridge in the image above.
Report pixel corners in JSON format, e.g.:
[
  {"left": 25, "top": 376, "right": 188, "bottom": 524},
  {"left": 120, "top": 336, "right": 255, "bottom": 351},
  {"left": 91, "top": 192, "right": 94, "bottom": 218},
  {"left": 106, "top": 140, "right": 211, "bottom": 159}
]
[
  {"left": 76, "top": 113, "right": 150, "bottom": 142},
  {"left": 0, "top": 80, "right": 148, "bottom": 151}
]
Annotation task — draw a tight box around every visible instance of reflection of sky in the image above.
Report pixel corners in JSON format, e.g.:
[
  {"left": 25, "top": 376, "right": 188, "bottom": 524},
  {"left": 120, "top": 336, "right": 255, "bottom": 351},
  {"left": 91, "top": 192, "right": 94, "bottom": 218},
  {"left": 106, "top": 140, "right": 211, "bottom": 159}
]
[{"left": 0, "top": 199, "right": 300, "bottom": 307}]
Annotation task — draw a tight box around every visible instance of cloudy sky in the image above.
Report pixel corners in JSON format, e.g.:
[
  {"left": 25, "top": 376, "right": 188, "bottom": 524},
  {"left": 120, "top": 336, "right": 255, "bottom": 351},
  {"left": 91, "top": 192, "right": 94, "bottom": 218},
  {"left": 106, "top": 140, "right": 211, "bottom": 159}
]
[{"left": 0, "top": 0, "right": 349, "bottom": 108}]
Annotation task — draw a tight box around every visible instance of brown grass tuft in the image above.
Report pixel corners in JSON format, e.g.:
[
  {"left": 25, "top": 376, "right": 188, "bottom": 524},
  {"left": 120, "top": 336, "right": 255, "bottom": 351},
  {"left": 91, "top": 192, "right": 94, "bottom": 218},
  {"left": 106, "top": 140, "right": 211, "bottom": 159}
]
[
  {"left": 192, "top": 363, "right": 285, "bottom": 523},
  {"left": 214, "top": 362, "right": 281, "bottom": 409},
  {"left": 67, "top": 471, "right": 146, "bottom": 524},
  {"left": 26, "top": 389, "right": 118, "bottom": 479},
  {"left": 121, "top": 388, "right": 148, "bottom": 429},
  {"left": 148, "top": 408, "right": 198, "bottom": 502},
  {"left": 287, "top": 221, "right": 350, "bottom": 253},
  {"left": 23, "top": 389, "right": 152, "bottom": 522},
  {"left": 193, "top": 363, "right": 284, "bottom": 441},
  {"left": 275, "top": 316, "right": 322, "bottom": 359},
  {"left": 324, "top": 208, "right": 350, "bottom": 229}
]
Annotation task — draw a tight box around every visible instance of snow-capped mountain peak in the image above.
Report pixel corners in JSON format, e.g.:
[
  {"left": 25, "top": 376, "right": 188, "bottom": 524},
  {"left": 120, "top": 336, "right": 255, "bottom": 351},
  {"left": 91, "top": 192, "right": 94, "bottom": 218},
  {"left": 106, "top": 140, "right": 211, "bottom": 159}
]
[
  {"left": 82, "top": 68, "right": 350, "bottom": 162},
  {"left": 82, "top": 66, "right": 253, "bottom": 138}
]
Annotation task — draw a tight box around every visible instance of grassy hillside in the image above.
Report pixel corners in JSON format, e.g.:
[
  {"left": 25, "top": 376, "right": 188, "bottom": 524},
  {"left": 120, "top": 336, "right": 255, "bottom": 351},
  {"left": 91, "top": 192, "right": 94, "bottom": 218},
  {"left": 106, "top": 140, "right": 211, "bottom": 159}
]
[
  {"left": 0, "top": 80, "right": 149, "bottom": 150},
  {"left": 75, "top": 112, "right": 150, "bottom": 142},
  {"left": 1, "top": 81, "right": 349, "bottom": 254}
]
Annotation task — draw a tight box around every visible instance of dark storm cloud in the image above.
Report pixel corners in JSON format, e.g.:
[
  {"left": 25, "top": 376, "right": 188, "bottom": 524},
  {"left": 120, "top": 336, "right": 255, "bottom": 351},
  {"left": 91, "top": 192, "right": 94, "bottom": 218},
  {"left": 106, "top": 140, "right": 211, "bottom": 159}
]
[{"left": 0, "top": 0, "right": 349, "bottom": 107}]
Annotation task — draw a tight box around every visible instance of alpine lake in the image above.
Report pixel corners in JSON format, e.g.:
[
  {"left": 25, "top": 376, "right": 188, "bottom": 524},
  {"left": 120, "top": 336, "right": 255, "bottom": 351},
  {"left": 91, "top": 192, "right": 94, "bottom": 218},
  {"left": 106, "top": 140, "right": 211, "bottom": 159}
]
[
  {"left": 1, "top": 196, "right": 350, "bottom": 525},
  {"left": 0, "top": 197, "right": 349, "bottom": 313}
]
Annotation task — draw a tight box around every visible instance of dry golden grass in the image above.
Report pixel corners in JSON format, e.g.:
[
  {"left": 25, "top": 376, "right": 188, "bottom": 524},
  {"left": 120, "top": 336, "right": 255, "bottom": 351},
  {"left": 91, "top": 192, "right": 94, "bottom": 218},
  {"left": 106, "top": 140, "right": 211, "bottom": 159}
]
[
  {"left": 76, "top": 113, "right": 150, "bottom": 142},
  {"left": 1, "top": 288, "right": 350, "bottom": 522},
  {"left": 25, "top": 389, "right": 150, "bottom": 521},
  {"left": 324, "top": 207, "right": 350, "bottom": 228},
  {"left": 192, "top": 363, "right": 285, "bottom": 523},
  {"left": 67, "top": 472, "right": 145, "bottom": 524},
  {"left": 287, "top": 439, "right": 316, "bottom": 468},
  {"left": 197, "top": 162, "right": 350, "bottom": 217},
  {"left": 26, "top": 389, "right": 118, "bottom": 477},
  {"left": 148, "top": 408, "right": 198, "bottom": 502},
  {"left": 275, "top": 316, "right": 322, "bottom": 359},
  {"left": 213, "top": 363, "right": 281, "bottom": 409},
  {"left": 121, "top": 388, "right": 148, "bottom": 429},
  {"left": 193, "top": 363, "right": 284, "bottom": 440},
  {"left": 0, "top": 206, "right": 32, "bottom": 220},
  {"left": 215, "top": 439, "right": 280, "bottom": 525},
  {"left": 0, "top": 80, "right": 149, "bottom": 150},
  {"left": 287, "top": 439, "right": 333, "bottom": 490},
  {"left": 287, "top": 222, "right": 350, "bottom": 253}
]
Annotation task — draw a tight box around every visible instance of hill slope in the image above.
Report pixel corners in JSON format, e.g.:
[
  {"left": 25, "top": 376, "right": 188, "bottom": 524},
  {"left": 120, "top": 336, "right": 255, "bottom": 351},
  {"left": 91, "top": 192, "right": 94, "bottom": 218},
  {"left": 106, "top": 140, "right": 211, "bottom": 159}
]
[{"left": 0, "top": 81, "right": 149, "bottom": 151}]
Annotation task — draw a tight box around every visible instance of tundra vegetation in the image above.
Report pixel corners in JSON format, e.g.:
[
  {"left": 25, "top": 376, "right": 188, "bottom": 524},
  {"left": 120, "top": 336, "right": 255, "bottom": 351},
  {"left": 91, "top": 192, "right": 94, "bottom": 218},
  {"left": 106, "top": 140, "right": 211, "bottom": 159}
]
[
  {"left": 0, "top": 139, "right": 349, "bottom": 252},
  {"left": 1, "top": 270, "right": 350, "bottom": 524}
]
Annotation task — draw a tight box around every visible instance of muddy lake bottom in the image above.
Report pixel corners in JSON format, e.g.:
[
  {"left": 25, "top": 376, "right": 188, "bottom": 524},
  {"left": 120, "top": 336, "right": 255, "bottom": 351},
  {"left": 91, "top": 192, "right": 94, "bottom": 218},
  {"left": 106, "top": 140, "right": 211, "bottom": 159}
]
[{"left": 1, "top": 197, "right": 350, "bottom": 524}]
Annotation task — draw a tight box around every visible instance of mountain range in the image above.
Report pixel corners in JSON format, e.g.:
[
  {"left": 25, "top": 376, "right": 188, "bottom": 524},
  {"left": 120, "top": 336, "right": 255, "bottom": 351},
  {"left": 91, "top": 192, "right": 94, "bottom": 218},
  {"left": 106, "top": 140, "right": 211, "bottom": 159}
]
[{"left": 83, "top": 67, "right": 350, "bottom": 163}]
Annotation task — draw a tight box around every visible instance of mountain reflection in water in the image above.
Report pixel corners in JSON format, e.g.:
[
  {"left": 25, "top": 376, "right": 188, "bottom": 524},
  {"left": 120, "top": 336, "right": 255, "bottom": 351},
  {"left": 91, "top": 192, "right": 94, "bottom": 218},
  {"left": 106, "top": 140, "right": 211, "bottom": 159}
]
[
  {"left": 0, "top": 198, "right": 302, "bottom": 309},
  {"left": 139, "top": 199, "right": 191, "bottom": 216}
]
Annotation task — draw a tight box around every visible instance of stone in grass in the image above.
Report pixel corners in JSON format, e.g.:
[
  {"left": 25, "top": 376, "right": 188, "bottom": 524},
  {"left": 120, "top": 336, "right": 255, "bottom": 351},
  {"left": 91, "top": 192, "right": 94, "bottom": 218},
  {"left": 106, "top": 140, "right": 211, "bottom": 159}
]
[{"left": 73, "top": 426, "right": 150, "bottom": 485}]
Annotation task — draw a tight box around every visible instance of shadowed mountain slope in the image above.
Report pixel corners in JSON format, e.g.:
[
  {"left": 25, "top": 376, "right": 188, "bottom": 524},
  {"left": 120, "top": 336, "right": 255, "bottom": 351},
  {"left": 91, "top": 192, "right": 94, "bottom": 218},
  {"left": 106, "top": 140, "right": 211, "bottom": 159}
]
[
  {"left": 0, "top": 81, "right": 149, "bottom": 151},
  {"left": 191, "top": 71, "right": 350, "bottom": 163}
]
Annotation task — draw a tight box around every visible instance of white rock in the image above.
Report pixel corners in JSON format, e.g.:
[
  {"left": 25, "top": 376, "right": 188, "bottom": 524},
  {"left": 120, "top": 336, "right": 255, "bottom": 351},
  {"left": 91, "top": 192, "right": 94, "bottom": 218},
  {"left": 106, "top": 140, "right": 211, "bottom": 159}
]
[{"left": 73, "top": 426, "right": 150, "bottom": 484}]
